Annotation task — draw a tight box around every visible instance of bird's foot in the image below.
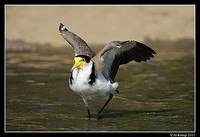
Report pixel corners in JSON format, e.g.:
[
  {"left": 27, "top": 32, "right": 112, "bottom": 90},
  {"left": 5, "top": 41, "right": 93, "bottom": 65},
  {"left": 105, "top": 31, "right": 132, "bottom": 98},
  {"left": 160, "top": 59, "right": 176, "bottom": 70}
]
[{"left": 96, "top": 113, "right": 104, "bottom": 120}]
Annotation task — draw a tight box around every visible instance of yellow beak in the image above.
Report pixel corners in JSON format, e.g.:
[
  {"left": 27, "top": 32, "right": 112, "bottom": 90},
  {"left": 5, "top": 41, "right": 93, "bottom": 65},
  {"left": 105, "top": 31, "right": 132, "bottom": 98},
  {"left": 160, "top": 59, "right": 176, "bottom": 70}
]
[
  {"left": 58, "top": 32, "right": 62, "bottom": 34},
  {"left": 72, "top": 57, "right": 85, "bottom": 70}
]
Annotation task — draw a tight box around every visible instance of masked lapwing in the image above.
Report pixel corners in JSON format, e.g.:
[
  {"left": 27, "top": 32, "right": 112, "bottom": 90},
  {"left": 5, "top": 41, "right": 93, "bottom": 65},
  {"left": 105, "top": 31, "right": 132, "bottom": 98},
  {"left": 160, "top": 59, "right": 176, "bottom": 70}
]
[{"left": 58, "top": 23, "right": 156, "bottom": 120}]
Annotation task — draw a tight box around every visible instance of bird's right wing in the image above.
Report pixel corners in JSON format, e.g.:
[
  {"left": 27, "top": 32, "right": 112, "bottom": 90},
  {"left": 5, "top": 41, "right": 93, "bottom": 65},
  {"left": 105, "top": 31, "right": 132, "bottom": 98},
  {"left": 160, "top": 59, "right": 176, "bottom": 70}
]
[
  {"left": 92, "top": 40, "right": 156, "bottom": 83},
  {"left": 58, "top": 23, "right": 96, "bottom": 58}
]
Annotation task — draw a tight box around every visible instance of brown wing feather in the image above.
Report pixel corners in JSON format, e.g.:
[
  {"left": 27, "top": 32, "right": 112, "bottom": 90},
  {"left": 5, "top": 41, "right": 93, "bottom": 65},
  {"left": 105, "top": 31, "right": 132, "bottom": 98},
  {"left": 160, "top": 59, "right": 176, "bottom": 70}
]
[
  {"left": 92, "top": 40, "right": 156, "bottom": 83},
  {"left": 59, "top": 23, "right": 96, "bottom": 57}
]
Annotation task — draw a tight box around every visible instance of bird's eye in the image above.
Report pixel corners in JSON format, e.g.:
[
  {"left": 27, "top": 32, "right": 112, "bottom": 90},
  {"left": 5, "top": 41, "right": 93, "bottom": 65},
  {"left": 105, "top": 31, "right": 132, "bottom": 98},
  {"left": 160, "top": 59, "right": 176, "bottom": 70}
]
[{"left": 82, "top": 58, "right": 85, "bottom": 62}]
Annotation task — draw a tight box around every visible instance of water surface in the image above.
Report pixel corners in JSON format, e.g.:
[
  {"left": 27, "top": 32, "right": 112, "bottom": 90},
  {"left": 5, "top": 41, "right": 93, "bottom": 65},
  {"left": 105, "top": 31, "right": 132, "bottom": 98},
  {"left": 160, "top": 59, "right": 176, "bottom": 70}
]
[{"left": 6, "top": 47, "right": 194, "bottom": 131}]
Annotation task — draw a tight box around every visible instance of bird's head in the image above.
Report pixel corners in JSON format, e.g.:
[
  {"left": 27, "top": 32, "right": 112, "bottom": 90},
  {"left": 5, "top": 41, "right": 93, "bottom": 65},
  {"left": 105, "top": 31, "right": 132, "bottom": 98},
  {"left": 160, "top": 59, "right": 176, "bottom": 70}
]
[{"left": 72, "top": 55, "right": 91, "bottom": 70}]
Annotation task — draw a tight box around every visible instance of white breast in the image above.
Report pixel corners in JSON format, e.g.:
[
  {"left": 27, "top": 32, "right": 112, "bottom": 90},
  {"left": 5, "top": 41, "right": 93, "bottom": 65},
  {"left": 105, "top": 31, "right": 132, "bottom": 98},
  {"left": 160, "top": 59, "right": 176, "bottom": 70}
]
[{"left": 69, "top": 61, "right": 118, "bottom": 100}]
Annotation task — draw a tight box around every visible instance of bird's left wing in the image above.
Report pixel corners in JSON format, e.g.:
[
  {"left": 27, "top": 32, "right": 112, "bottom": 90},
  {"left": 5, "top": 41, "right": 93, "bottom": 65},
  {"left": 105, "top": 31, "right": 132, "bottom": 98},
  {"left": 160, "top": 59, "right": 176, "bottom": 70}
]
[{"left": 92, "top": 40, "right": 156, "bottom": 83}]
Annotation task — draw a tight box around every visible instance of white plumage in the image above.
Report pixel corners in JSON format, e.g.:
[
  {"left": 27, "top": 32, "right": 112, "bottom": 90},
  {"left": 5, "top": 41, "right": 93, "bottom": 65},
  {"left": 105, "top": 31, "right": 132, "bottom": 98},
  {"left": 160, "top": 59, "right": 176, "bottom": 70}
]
[{"left": 69, "top": 60, "right": 118, "bottom": 101}]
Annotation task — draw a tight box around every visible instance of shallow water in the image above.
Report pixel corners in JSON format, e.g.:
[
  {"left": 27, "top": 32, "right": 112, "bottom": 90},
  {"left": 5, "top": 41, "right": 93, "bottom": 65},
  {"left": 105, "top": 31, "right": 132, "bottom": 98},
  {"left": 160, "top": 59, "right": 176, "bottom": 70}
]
[{"left": 6, "top": 48, "right": 194, "bottom": 132}]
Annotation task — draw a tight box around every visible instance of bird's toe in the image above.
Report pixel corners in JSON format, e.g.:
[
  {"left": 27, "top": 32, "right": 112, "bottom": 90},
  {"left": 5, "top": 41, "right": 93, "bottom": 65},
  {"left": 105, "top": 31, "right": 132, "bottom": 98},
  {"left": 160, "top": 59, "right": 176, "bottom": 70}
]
[{"left": 96, "top": 113, "right": 104, "bottom": 120}]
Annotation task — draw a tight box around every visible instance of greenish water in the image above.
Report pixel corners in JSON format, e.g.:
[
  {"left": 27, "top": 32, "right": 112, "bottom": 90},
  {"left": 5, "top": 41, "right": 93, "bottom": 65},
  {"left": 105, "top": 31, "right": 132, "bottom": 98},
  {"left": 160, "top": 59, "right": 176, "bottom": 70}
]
[{"left": 6, "top": 49, "right": 194, "bottom": 131}]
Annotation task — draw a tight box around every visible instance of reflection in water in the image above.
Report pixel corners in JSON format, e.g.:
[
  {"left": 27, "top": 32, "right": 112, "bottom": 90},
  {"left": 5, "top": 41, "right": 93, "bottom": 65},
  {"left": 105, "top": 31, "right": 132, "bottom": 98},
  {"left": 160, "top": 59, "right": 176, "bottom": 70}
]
[{"left": 6, "top": 48, "right": 194, "bottom": 131}]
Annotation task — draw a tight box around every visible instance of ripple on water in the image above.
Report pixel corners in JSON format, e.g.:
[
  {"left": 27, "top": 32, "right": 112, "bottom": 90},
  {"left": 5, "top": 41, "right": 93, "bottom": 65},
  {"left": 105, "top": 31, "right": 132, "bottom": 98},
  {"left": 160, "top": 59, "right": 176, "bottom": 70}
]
[{"left": 157, "top": 77, "right": 166, "bottom": 81}]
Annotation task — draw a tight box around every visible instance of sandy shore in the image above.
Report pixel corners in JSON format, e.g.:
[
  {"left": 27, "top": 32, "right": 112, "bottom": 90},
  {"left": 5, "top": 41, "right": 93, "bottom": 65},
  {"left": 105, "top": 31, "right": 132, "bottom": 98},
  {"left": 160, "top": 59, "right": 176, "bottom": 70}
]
[{"left": 5, "top": 5, "right": 194, "bottom": 48}]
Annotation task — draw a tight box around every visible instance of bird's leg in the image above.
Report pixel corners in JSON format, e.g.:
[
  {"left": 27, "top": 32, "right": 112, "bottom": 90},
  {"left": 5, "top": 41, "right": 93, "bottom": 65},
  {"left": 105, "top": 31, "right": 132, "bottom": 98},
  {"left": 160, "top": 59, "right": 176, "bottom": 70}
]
[
  {"left": 82, "top": 98, "right": 91, "bottom": 120},
  {"left": 97, "top": 93, "right": 113, "bottom": 120},
  {"left": 86, "top": 108, "right": 91, "bottom": 120},
  {"left": 115, "top": 89, "right": 119, "bottom": 93}
]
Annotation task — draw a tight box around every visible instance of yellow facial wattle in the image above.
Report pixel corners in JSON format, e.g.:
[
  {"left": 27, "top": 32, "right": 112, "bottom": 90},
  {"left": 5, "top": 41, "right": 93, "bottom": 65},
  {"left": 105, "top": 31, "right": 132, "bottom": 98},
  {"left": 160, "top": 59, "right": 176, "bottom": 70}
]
[{"left": 72, "top": 57, "right": 85, "bottom": 70}]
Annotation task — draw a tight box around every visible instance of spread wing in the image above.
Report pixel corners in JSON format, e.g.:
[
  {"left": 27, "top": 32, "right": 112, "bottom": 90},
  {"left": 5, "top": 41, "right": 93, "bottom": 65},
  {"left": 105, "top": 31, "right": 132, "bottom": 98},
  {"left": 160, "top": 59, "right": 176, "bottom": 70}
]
[
  {"left": 92, "top": 40, "right": 156, "bottom": 83},
  {"left": 58, "top": 23, "right": 96, "bottom": 57}
]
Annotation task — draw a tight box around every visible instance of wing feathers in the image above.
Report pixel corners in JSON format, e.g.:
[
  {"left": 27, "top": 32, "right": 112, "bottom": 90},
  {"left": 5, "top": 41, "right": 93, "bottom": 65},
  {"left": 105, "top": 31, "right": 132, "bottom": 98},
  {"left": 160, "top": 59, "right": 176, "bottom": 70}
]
[
  {"left": 59, "top": 23, "right": 96, "bottom": 57},
  {"left": 95, "top": 40, "right": 156, "bottom": 83}
]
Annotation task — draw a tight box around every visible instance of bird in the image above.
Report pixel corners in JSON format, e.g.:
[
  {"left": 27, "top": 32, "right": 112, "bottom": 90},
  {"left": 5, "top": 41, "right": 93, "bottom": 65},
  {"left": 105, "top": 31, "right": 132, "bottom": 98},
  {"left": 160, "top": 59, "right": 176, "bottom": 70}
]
[{"left": 58, "top": 23, "right": 156, "bottom": 120}]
